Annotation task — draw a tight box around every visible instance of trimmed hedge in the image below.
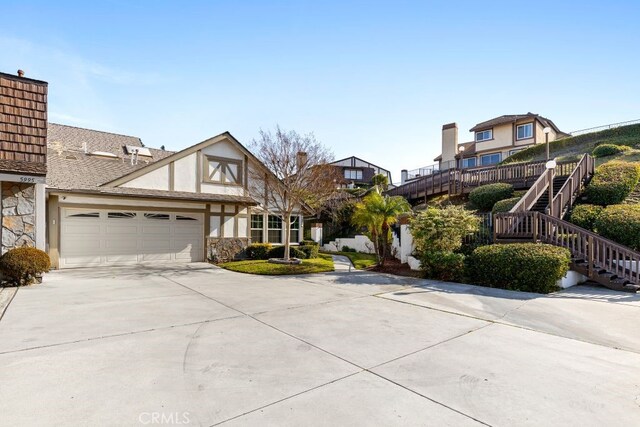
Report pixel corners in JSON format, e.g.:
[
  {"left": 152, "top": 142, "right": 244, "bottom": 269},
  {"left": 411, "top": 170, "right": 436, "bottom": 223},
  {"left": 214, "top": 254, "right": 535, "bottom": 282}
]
[
  {"left": 594, "top": 204, "right": 640, "bottom": 251},
  {"left": 246, "top": 243, "right": 272, "bottom": 260},
  {"left": 592, "top": 143, "right": 631, "bottom": 158},
  {"left": 0, "top": 247, "right": 51, "bottom": 286},
  {"left": 469, "top": 183, "right": 514, "bottom": 211},
  {"left": 467, "top": 243, "right": 570, "bottom": 293},
  {"left": 299, "top": 241, "right": 319, "bottom": 259},
  {"left": 418, "top": 251, "right": 465, "bottom": 282},
  {"left": 492, "top": 197, "right": 521, "bottom": 214},
  {"left": 267, "top": 245, "right": 306, "bottom": 259},
  {"left": 569, "top": 204, "right": 604, "bottom": 231},
  {"left": 585, "top": 161, "right": 640, "bottom": 206}
]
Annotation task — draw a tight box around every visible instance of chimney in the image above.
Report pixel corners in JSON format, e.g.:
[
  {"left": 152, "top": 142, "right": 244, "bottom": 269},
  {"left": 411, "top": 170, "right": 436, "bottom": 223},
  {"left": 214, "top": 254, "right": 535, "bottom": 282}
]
[
  {"left": 17, "top": 69, "right": 24, "bottom": 77},
  {"left": 401, "top": 169, "right": 408, "bottom": 185},
  {"left": 441, "top": 123, "right": 459, "bottom": 167},
  {"left": 296, "top": 151, "right": 308, "bottom": 170}
]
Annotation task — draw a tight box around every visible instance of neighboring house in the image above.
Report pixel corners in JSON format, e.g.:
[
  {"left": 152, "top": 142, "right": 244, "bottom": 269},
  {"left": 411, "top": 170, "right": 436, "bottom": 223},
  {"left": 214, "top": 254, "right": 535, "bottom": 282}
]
[
  {"left": 330, "top": 156, "right": 392, "bottom": 187},
  {"left": 0, "top": 70, "right": 48, "bottom": 253},
  {"left": 46, "top": 123, "right": 306, "bottom": 269},
  {"left": 434, "top": 113, "right": 569, "bottom": 171}
]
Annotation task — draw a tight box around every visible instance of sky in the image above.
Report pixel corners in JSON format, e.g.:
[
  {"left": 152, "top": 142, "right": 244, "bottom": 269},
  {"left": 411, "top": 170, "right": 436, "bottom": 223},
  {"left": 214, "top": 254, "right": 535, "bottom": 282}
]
[{"left": 2, "top": 0, "right": 639, "bottom": 183}]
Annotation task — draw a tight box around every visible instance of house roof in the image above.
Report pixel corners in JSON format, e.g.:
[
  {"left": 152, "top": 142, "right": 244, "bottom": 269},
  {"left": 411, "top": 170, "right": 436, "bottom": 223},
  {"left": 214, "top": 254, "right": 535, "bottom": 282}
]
[
  {"left": 46, "top": 123, "right": 256, "bottom": 205},
  {"left": 469, "top": 113, "right": 567, "bottom": 135}
]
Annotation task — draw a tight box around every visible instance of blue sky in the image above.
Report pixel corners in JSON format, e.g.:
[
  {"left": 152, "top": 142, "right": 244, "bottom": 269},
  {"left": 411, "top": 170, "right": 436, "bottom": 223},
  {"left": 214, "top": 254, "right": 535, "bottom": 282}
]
[{"left": 2, "top": 0, "right": 639, "bottom": 182}]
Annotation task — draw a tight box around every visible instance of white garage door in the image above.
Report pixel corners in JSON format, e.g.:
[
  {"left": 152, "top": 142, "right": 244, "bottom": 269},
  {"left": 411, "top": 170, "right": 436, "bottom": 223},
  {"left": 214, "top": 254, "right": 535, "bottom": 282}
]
[{"left": 60, "top": 208, "right": 204, "bottom": 268}]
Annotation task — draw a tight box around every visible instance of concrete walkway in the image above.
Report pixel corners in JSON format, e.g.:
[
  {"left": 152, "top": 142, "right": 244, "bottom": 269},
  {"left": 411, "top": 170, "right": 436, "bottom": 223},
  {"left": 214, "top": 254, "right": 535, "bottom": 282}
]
[
  {"left": 331, "top": 254, "right": 354, "bottom": 272},
  {"left": 0, "top": 263, "right": 639, "bottom": 426}
]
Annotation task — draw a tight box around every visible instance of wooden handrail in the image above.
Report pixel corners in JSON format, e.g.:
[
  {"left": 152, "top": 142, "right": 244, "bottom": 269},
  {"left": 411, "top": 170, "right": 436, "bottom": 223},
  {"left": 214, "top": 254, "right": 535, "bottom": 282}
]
[
  {"left": 550, "top": 154, "right": 595, "bottom": 218},
  {"left": 495, "top": 211, "right": 640, "bottom": 286},
  {"left": 510, "top": 167, "right": 550, "bottom": 213}
]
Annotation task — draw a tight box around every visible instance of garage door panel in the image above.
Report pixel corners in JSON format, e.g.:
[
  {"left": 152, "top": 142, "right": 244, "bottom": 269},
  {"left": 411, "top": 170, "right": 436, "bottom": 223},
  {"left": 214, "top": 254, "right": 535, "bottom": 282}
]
[{"left": 60, "top": 208, "right": 204, "bottom": 268}]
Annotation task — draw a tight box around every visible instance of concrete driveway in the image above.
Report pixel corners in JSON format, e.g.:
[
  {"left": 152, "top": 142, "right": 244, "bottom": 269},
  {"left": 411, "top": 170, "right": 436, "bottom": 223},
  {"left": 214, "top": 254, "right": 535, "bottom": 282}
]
[{"left": 1, "top": 263, "right": 639, "bottom": 426}]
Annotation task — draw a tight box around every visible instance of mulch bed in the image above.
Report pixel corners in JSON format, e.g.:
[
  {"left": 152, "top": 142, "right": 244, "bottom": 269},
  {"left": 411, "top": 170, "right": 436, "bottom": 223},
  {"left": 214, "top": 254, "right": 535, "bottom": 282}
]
[{"left": 367, "top": 258, "right": 422, "bottom": 278}]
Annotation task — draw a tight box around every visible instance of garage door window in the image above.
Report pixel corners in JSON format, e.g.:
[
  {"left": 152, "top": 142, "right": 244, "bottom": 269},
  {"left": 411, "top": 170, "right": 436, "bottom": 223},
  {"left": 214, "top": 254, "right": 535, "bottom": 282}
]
[
  {"left": 144, "top": 213, "right": 170, "bottom": 220},
  {"left": 67, "top": 212, "right": 100, "bottom": 218},
  {"left": 108, "top": 212, "right": 136, "bottom": 219},
  {"left": 176, "top": 215, "right": 198, "bottom": 221}
]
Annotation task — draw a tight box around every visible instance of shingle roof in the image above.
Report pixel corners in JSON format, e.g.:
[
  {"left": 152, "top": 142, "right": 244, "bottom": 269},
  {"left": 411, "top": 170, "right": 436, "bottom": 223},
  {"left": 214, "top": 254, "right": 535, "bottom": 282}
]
[
  {"left": 47, "top": 123, "right": 175, "bottom": 191},
  {"left": 469, "top": 113, "right": 565, "bottom": 134}
]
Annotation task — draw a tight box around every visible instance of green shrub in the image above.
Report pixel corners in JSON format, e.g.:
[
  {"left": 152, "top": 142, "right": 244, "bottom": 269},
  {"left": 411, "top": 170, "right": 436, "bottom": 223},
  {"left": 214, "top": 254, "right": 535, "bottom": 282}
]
[
  {"left": 410, "top": 206, "right": 480, "bottom": 253},
  {"left": 298, "top": 242, "right": 319, "bottom": 259},
  {"left": 594, "top": 204, "right": 640, "bottom": 251},
  {"left": 592, "top": 143, "right": 631, "bottom": 158},
  {"left": 569, "top": 204, "right": 604, "bottom": 231},
  {"left": 585, "top": 161, "right": 640, "bottom": 206},
  {"left": 492, "top": 197, "right": 521, "bottom": 214},
  {"left": 0, "top": 247, "right": 51, "bottom": 286},
  {"left": 341, "top": 245, "right": 356, "bottom": 252},
  {"left": 267, "top": 245, "right": 306, "bottom": 259},
  {"left": 418, "top": 251, "right": 465, "bottom": 282},
  {"left": 469, "top": 183, "right": 514, "bottom": 211},
  {"left": 467, "top": 243, "right": 570, "bottom": 293},
  {"left": 246, "top": 243, "right": 272, "bottom": 260}
]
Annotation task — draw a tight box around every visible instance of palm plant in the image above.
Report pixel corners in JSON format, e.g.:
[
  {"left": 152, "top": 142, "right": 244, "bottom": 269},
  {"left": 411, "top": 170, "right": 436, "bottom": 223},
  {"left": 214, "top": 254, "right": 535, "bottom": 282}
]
[{"left": 352, "top": 192, "right": 411, "bottom": 266}]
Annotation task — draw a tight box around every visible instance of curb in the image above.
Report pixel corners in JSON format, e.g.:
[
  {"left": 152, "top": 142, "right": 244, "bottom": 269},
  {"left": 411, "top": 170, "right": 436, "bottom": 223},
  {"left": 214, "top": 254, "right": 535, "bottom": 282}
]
[{"left": 0, "top": 287, "right": 18, "bottom": 322}]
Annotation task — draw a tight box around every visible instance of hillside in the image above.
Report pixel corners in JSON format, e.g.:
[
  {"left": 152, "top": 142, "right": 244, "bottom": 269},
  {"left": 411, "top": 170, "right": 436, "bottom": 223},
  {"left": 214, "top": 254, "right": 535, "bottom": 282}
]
[{"left": 503, "top": 123, "right": 640, "bottom": 166}]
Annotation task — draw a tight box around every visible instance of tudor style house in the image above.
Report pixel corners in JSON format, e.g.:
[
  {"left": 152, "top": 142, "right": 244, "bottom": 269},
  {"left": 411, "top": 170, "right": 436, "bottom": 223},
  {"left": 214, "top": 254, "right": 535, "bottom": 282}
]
[
  {"left": 0, "top": 71, "right": 48, "bottom": 254},
  {"left": 434, "top": 113, "right": 569, "bottom": 170},
  {"left": 330, "top": 156, "right": 392, "bottom": 188},
  {"left": 46, "top": 124, "right": 306, "bottom": 269}
]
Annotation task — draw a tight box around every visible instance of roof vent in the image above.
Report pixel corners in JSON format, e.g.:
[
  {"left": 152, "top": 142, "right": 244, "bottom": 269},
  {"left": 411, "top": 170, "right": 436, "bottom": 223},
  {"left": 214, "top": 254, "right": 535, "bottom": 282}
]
[
  {"left": 125, "top": 145, "right": 152, "bottom": 157},
  {"left": 17, "top": 69, "right": 24, "bottom": 77}
]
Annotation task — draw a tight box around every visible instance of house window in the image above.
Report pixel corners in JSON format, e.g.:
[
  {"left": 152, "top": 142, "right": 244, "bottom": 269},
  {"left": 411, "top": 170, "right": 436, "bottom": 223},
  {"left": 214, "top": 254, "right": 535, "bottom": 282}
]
[
  {"left": 462, "top": 157, "right": 476, "bottom": 168},
  {"left": 475, "top": 129, "right": 493, "bottom": 142},
  {"left": 289, "top": 216, "right": 300, "bottom": 243},
  {"left": 516, "top": 123, "right": 533, "bottom": 140},
  {"left": 267, "top": 215, "right": 282, "bottom": 244},
  {"left": 508, "top": 148, "right": 524, "bottom": 156},
  {"left": 344, "top": 169, "right": 363, "bottom": 180},
  {"left": 251, "top": 214, "right": 264, "bottom": 243},
  {"left": 204, "top": 156, "right": 243, "bottom": 185},
  {"left": 480, "top": 153, "right": 501, "bottom": 166}
]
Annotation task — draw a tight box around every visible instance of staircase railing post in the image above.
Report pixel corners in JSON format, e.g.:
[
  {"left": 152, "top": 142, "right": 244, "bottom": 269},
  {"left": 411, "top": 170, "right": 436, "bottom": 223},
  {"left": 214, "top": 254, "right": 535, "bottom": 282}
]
[
  {"left": 588, "top": 235, "right": 594, "bottom": 278},
  {"left": 532, "top": 211, "right": 539, "bottom": 242}
]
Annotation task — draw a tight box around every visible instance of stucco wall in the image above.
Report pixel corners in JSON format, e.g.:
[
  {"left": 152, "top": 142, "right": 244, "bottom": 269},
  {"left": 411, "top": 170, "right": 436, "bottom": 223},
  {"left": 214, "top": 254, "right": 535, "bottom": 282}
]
[
  {"left": 173, "top": 153, "right": 197, "bottom": 192},
  {"left": 121, "top": 165, "right": 170, "bottom": 190}
]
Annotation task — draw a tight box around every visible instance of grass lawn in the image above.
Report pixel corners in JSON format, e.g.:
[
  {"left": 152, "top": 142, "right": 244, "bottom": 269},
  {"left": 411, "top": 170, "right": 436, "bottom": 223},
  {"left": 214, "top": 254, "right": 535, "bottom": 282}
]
[
  {"left": 220, "top": 253, "right": 334, "bottom": 275},
  {"left": 323, "top": 251, "right": 378, "bottom": 269}
]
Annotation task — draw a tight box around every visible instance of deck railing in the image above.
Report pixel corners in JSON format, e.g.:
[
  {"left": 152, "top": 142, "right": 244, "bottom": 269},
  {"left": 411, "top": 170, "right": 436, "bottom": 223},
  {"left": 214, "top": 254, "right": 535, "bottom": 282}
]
[
  {"left": 550, "top": 154, "right": 595, "bottom": 218},
  {"left": 495, "top": 211, "right": 640, "bottom": 285}
]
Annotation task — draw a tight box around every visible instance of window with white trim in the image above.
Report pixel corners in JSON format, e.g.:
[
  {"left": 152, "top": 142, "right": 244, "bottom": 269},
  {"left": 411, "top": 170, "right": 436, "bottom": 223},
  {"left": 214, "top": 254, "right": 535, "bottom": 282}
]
[
  {"left": 251, "top": 214, "right": 264, "bottom": 243},
  {"left": 480, "top": 153, "right": 501, "bottom": 166},
  {"left": 475, "top": 129, "right": 493, "bottom": 142},
  {"left": 289, "top": 216, "right": 300, "bottom": 243},
  {"left": 516, "top": 123, "right": 533, "bottom": 140},
  {"left": 344, "top": 169, "right": 363, "bottom": 180},
  {"left": 267, "top": 215, "right": 282, "bottom": 244}
]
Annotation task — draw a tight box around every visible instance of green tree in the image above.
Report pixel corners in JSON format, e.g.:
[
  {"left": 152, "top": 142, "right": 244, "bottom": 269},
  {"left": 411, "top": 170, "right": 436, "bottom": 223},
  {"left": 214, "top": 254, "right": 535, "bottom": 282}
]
[
  {"left": 410, "top": 206, "right": 480, "bottom": 253},
  {"left": 371, "top": 173, "right": 389, "bottom": 191},
  {"left": 352, "top": 192, "right": 411, "bottom": 266}
]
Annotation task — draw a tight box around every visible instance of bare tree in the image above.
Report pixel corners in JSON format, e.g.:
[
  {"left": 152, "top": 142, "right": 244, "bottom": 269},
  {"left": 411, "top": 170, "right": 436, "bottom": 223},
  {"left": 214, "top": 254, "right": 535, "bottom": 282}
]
[{"left": 249, "top": 126, "right": 340, "bottom": 261}]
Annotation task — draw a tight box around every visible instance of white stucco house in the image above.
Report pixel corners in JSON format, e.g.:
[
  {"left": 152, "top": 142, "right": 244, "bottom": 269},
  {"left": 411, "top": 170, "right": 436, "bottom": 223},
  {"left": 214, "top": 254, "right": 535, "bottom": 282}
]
[{"left": 46, "top": 124, "right": 305, "bottom": 269}]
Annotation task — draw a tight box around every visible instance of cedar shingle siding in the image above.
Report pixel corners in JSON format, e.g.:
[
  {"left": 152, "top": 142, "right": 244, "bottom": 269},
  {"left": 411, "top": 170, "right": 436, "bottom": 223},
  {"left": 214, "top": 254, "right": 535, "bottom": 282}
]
[{"left": 0, "top": 72, "right": 48, "bottom": 175}]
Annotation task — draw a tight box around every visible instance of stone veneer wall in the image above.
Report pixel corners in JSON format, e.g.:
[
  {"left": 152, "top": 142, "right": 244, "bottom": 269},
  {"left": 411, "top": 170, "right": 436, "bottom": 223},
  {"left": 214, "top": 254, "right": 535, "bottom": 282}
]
[
  {"left": 1, "top": 183, "right": 36, "bottom": 254},
  {"left": 207, "top": 238, "right": 249, "bottom": 262}
]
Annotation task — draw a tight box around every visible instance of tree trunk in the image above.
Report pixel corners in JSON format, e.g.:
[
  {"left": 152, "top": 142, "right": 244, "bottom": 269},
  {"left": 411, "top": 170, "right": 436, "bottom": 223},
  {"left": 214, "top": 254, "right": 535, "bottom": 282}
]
[
  {"left": 283, "top": 212, "right": 291, "bottom": 261},
  {"left": 380, "top": 221, "right": 389, "bottom": 267}
]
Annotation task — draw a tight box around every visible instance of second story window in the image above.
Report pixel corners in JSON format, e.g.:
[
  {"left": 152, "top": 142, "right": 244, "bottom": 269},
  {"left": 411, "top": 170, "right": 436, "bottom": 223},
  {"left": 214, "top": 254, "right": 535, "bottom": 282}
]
[
  {"left": 475, "top": 129, "right": 493, "bottom": 142},
  {"left": 344, "top": 169, "right": 363, "bottom": 180},
  {"left": 516, "top": 123, "right": 533, "bottom": 140}
]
